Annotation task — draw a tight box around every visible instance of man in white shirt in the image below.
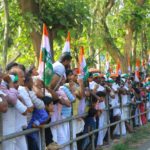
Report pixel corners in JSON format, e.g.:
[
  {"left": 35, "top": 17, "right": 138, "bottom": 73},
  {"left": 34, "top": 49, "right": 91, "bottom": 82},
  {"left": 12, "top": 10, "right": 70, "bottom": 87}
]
[{"left": 49, "top": 52, "right": 72, "bottom": 100}]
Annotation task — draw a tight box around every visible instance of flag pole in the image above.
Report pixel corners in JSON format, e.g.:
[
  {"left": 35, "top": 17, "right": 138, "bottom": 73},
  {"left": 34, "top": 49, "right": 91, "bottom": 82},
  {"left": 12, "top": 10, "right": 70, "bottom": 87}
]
[{"left": 43, "top": 54, "right": 46, "bottom": 96}]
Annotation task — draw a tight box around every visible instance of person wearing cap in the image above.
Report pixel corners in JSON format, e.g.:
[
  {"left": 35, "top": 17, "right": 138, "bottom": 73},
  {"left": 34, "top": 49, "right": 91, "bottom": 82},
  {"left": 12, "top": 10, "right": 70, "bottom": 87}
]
[
  {"left": 106, "top": 78, "right": 122, "bottom": 139},
  {"left": 119, "top": 78, "right": 133, "bottom": 134},
  {"left": 1, "top": 73, "right": 28, "bottom": 150},
  {"left": 89, "top": 73, "right": 105, "bottom": 93}
]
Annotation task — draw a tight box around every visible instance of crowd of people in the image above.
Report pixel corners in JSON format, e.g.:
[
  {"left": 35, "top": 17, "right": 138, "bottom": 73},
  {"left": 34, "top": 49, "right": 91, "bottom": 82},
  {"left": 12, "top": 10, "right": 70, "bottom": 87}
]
[{"left": 0, "top": 52, "right": 150, "bottom": 150}]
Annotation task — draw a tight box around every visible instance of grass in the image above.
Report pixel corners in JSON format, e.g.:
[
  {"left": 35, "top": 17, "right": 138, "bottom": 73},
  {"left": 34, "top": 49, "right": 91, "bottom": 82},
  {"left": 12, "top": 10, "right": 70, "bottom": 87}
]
[{"left": 110, "top": 123, "right": 150, "bottom": 150}]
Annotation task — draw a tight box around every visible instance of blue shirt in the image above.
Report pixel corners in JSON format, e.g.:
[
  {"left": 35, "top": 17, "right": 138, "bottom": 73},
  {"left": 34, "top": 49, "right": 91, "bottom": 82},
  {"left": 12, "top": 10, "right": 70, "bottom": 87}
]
[
  {"left": 83, "top": 117, "right": 96, "bottom": 133},
  {"left": 27, "top": 108, "right": 49, "bottom": 140}
]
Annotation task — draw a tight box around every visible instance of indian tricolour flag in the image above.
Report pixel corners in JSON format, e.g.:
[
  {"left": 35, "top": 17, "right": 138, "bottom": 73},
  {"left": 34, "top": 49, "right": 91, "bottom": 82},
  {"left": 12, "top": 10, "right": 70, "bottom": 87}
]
[
  {"left": 78, "top": 46, "right": 89, "bottom": 80},
  {"left": 62, "top": 31, "right": 71, "bottom": 54},
  {"left": 38, "top": 24, "right": 53, "bottom": 86},
  {"left": 105, "top": 53, "right": 110, "bottom": 78},
  {"left": 135, "top": 59, "right": 140, "bottom": 82},
  {"left": 128, "top": 56, "right": 131, "bottom": 73},
  {"left": 116, "top": 59, "right": 121, "bottom": 75}
]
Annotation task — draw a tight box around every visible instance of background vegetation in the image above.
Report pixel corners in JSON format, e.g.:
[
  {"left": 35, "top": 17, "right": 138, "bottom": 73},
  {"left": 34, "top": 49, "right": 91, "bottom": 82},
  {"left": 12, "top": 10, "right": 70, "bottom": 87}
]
[{"left": 0, "top": 0, "right": 150, "bottom": 72}]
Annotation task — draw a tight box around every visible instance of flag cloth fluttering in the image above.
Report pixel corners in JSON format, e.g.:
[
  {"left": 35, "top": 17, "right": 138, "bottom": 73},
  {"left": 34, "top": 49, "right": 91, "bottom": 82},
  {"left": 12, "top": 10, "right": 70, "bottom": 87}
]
[
  {"left": 116, "top": 59, "right": 121, "bottom": 75},
  {"left": 38, "top": 24, "right": 53, "bottom": 86},
  {"left": 105, "top": 53, "right": 110, "bottom": 78},
  {"left": 142, "top": 59, "right": 145, "bottom": 72},
  {"left": 135, "top": 59, "right": 140, "bottom": 82},
  {"left": 78, "top": 46, "right": 89, "bottom": 80},
  {"left": 62, "top": 31, "right": 71, "bottom": 54},
  {"left": 128, "top": 56, "right": 131, "bottom": 73}
]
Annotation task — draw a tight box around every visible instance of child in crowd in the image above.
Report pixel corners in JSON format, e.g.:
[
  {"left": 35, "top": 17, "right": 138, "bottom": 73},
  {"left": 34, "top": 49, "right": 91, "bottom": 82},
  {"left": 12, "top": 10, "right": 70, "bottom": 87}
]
[
  {"left": 82, "top": 108, "right": 97, "bottom": 150},
  {"left": 27, "top": 96, "right": 54, "bottom": 150}
]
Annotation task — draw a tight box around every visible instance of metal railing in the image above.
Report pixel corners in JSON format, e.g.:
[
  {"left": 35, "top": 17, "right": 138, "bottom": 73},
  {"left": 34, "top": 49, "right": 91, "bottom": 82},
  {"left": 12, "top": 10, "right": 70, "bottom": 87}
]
[{"left": 0, "top": 101, "right": 149, "bottom": 150}]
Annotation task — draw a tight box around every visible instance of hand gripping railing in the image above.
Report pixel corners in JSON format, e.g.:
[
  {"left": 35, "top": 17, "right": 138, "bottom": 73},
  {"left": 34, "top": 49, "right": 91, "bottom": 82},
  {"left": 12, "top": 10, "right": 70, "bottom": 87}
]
[{"left": 0, "top": 101, "right": 149, "bottom": 150}]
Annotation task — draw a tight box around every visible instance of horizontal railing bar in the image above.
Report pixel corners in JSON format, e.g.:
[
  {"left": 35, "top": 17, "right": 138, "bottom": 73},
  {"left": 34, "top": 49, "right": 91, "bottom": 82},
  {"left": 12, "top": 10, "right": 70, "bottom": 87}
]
[
  {"left": 0, "top": 102, "right": 146, "bottom": 143},
  {"left": 59, "top": 109, "right": 150, "bottom": 148}
]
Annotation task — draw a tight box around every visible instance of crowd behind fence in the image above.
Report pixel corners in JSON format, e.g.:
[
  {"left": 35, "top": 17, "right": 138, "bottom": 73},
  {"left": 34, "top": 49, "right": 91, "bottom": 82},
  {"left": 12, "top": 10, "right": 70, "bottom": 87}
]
[
  {"left": 0, "top": 59, "right": 149, "bottom": 150},
  {"left": 0, "top": 101, "right": 150, "bottom": 150}
]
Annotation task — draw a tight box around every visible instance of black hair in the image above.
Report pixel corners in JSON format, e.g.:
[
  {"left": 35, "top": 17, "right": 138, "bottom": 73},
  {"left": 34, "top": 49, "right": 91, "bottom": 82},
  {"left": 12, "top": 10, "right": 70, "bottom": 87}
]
[
  {"left": 134, "top": 88, "right": 140, "bottom": 94},
  {"left": 6, "top": 62, "right": 18, "bottom": 71},
  {"left": 42, "top": 96, "right": 53, "bottom": 106},
  {"left": 66, "top": 69, "right": 73, "bottom": 77},
  {"left": 88, "top": 108, "right": 97, "bottom": 117},
  {"left": 18, "top": 64, "right": 26, "bottom": 73},
  {"left": 60, "top": 52, "right": 72, "bottom": 63},
  {"left": 27, "top": 65, "right": 35, "bottom": 75},
  {"left": 96, "top": 91, "right": 106, "bottom": 97},
  {"left": 24, "top": 73, "right": 32, "bottom": 83},
  {"left": 91, "top": 95, "right": 98, "bottom": 104}
]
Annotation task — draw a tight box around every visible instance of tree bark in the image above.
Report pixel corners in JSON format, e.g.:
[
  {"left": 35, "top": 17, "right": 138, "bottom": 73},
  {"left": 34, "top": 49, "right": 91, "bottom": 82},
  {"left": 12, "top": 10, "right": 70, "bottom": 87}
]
[
  {"left": 18, "top": 0, "right": 41, "bottom": 61},
  {"left": 123, "top": 24, "right": 134, "bottom": 72},
  {"left": 101, "top": 19, "right": 123, "bottom": 62},
  {"left": 3, "top": 0, "right": 9, "bottom": 69},
  {"left": 133, "top": 31, "right": 138, "bottom": 70}
]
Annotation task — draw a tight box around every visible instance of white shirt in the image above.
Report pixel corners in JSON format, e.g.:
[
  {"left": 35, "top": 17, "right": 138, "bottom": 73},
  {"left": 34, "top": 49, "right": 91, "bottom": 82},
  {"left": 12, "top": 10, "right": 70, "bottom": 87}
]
[
  {"left": 18, "top": 86, "right": 33, "bottom": 108},
  {"left": 89, "top": 81, "right": 105, "bottom": 92},
  {"left": 53, "top": 61, "right": 65, "bottom": 77}
]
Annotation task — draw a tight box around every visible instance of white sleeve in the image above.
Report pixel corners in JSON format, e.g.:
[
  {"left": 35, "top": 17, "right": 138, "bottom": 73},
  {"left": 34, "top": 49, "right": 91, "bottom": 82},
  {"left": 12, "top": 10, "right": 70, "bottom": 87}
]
[
  {"left": 89, "top": 82, "right": 96, "bottom": 90},
  {"left": 28, "top": 91, "right": 45, "bottom": 109},
  {"left": 15, "top": 99, "right": 27, "bottom": 114},
  {"left": 53, "top": 62, "right": 65, "bottom": 76},
  {"left": 18, "top": 88, "right": 33, "bottom": 108},
  {"left": 112, "top": 84, "right": 118, "bottom": 92}
]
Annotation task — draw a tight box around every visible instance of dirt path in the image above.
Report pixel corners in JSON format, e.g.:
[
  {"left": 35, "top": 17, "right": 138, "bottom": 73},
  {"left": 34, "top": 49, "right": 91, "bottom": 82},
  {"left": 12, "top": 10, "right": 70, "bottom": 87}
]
[{"left": 137, "top": 140, "right": 150, "bottom": 150}]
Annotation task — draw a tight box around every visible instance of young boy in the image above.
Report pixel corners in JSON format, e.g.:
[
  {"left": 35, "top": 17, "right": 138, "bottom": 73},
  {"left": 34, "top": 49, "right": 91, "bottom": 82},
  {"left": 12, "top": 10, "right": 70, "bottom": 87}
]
[
  {"left": 82, "top": 108, "right": 97, "bottom": 150},
  {"left": 96, "top": 91, "right": 107, "bottom": 147},
  {"left": 27, "top": 96, "right": 57, "bottom": 150}
]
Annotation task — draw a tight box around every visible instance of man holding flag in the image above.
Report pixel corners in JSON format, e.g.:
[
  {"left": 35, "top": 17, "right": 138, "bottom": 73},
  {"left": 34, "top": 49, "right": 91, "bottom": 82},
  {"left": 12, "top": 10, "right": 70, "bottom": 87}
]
[{"left": 50, "top": 32, "right": 72, "bottom": 91}]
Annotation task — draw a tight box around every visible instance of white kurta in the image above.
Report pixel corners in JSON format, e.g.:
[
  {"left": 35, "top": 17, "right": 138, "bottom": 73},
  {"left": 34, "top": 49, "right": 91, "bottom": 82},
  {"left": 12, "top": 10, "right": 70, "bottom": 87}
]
[
  {"left": 2, "top": 107, "right": 16, "bottom": 150},
  {"left": 97, "top": 101, "right": 107, "bottom": 146},
  {"left": 2, "top": 100, "right": 28, "bottom": 150}
]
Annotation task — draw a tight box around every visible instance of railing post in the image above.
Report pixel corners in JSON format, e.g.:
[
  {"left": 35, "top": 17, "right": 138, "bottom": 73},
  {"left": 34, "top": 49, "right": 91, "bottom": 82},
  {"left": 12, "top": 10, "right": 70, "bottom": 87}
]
[
  {"left": 119, "top": 104, "right": 122, "bottom": 138},
  {"left": 145, "top": 101, "right": 148, "bottom": 121},
  {"left": 0, "top": 113, "right": 2, "bottom": 150},
  {"left": 40, "top": 128, "right": 45, "bottom": 150},
  {"left": 91, "top": 133, "right": 95, "bottom": 150},
  {"left": 129, "top": 104, "right": 132, "bottom": 126},
  {"left": 69, "top": 119, "right": 73, "bottom": 150},
  {"left": 107, "top": 97, "right": 110, "bottom": 144}
]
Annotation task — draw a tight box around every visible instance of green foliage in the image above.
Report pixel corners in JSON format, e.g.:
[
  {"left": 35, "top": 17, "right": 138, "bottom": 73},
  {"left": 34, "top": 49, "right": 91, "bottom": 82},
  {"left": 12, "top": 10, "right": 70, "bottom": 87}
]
[{"left": 0, "top": 0, "right": 150, "bottom": 71}]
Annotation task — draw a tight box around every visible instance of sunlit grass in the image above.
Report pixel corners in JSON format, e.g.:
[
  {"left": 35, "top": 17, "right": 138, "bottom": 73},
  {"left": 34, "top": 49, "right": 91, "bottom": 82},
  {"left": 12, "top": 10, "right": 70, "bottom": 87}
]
[{"left": 110, "top": 123, "right": 150, "bottom": 150}]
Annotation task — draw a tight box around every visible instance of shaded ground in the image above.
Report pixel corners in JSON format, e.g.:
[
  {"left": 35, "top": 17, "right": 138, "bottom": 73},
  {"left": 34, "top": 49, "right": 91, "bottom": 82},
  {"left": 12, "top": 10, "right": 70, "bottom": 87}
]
[{"left": 98, "top": 123, "right": 150, "bottom": 150}]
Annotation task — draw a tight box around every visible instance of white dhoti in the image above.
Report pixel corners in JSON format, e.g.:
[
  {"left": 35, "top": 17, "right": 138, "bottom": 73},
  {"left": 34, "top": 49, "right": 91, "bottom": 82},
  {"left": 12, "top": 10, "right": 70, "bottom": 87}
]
[
  {"left": 15, "top": 110, "right": 28, "bottom": 150},
  {"left": 57, "top": 116, "right": 70, "bottom": 150},
  {"left": 2, "top": 107, "right": 16, "bottom": 150},
  {"left": 114, "top": 109, "right": 126, "bottom": 136},
  {"left": 72, "top": 119, "right": 85, "bottom": 150},
  {"left": 146, "top": 101, "right": 150, "bottom": 120},
  {"left": 97, "top": 111, "right": 107, "bottom": 146}
]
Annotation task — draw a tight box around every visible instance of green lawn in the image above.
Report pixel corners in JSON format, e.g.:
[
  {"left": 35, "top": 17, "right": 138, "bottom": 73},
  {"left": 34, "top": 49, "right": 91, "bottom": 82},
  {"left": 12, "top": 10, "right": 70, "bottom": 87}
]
[{"left": 111, "top": 123, "right": 150, "bottom": 150}]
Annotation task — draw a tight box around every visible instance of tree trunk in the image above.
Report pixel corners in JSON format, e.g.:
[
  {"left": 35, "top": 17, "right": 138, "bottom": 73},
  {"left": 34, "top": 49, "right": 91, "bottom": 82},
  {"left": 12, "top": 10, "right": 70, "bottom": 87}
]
[
  {"left": 141, "top": 30, "right": 148, "bottom": 61},
  {"left": 3, "top": 0, "right": 9, "bottom": 69},
  {"left": 123, "top": 25, "right": 134, "bottom": 73},
  {"left": 133, "top": 31, "right": 138, "bottom": 70},
  {"left": 101, "top": 19, "right": 124, "bottom": 67},
  {"left": 18, "top": 0, "right": 41, "bottom": 61}
]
